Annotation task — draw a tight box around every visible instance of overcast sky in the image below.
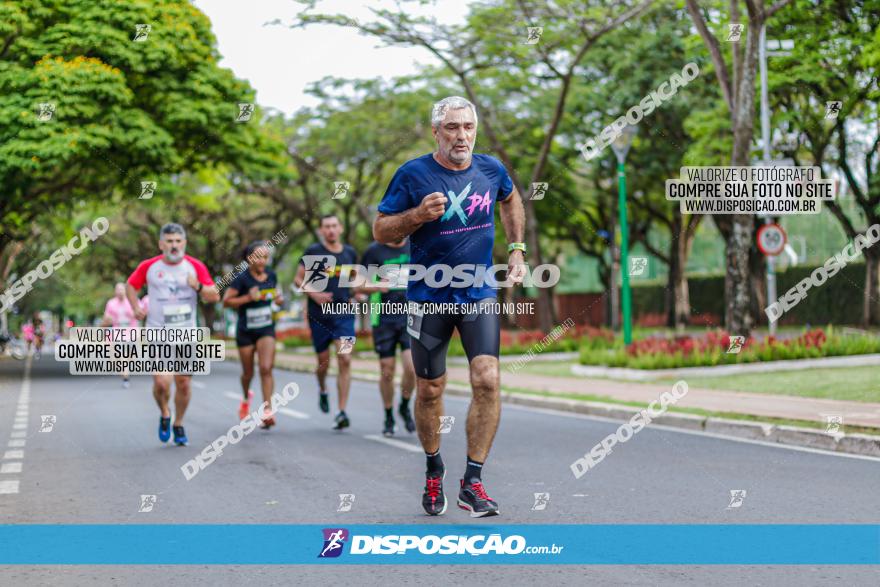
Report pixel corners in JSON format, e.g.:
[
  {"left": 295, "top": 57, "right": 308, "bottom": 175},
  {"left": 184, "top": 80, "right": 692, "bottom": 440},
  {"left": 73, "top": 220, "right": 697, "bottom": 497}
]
[{"left": 193, "top": 0, "right": 471, "bottom": 115}]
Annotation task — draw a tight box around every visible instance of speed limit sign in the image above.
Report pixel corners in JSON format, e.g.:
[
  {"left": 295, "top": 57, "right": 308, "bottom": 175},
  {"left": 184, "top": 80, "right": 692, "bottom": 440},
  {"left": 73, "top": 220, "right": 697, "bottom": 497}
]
[{"left": 757, "top": 223, "right": 787, "bottom": 256}]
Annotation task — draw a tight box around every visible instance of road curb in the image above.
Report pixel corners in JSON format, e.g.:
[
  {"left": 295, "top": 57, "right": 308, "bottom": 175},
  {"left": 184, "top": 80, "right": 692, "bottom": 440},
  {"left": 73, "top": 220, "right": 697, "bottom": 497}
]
[
  {"left": 571, "top": 353, "right": 880, "bottom": 380},
  {"left": 257, "top": 354, "right": 880, "bottom": 458}
]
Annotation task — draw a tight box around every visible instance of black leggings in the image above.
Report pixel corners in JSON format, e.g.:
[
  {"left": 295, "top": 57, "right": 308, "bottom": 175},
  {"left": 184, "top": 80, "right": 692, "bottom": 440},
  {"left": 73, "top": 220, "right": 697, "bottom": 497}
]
[{"left": 408, "top": 299, "right": 500, "bottom": 379}]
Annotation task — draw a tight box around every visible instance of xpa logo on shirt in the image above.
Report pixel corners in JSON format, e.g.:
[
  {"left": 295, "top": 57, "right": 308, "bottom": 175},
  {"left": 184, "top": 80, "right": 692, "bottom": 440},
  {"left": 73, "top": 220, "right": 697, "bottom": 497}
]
[{"left": 441, "top": 181, "right": 492, "bottom": 226}]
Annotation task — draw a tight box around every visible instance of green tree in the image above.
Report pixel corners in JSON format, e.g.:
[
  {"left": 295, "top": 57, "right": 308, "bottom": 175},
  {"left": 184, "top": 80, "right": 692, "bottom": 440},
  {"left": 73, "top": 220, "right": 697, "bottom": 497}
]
[
  {"left": 686, "top": 0, "right": 795, "bottom": 336},
  {"left": 771, "top": 0, "right": 880, "bottom": 324},
  {"left": 293, "top": 0, "right": 654, "bottom": 332},
  {"left": 0, "top": 0, "right": 284, "bottom": 285}
]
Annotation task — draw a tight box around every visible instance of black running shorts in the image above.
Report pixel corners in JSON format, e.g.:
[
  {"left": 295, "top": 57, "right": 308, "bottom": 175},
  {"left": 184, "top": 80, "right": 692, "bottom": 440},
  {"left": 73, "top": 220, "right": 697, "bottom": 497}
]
[
  {"left": 373, "top": 322, "right": 410, "bottom": 358},
  {"left": 236, "top": 326, "right": 275, "bottom": 348},
  {"left": 408, "top": 299, "right": 500, "bottom": 380}
]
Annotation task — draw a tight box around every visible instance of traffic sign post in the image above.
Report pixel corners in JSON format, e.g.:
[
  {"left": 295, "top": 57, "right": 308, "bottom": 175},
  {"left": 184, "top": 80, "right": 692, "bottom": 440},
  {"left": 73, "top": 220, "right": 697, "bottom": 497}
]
[{"left": 757, "top": 223, "right": 787, "bottom": 257}]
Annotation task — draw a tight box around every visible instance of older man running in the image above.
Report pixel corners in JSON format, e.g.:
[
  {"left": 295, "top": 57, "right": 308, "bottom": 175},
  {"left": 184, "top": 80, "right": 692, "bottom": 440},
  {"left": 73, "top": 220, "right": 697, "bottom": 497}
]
[{"left": 373, "top": 96, "right": 526, "bottom": 517}]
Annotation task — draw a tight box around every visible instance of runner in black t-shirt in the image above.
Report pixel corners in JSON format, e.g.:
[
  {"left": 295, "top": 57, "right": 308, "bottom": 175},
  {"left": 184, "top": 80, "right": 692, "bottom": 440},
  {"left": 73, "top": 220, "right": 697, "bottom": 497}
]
[
  {"left": 359, "top": 237, "right": 416, "bottom": 437},
  {"left": 294, "top": 214, "right": 359, "bottom": 430},
  {"left": 223, "top": 241, "right": 284, "bottom": 429}
]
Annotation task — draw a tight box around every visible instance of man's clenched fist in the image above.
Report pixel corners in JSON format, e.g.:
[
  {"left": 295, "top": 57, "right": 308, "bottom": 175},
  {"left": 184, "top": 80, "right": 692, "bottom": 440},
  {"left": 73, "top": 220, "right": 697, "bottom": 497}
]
[{"left": 416, "top": 192, "right": 447, "bottom": 223}]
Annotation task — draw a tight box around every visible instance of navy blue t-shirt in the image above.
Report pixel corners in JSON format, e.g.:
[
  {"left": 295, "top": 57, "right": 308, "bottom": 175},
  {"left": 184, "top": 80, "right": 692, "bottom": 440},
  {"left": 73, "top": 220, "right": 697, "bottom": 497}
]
[
  {"left": 377, "top": 153, "right": 513, "bottom": 303},
  {"left": 299, "top": 242, "right": 358, "bottom": 319},
  {"left": 229, "top": 268, "right": 278, "bottom": 332}
]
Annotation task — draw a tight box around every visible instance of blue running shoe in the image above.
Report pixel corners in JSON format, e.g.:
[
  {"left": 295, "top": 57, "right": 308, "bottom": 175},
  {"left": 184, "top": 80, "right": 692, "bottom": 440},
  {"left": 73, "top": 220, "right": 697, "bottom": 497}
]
[
  {"left": 158, "top": 416, "right": 171, "bottom": 443},
  {"left": 173, "top": 425, "right": 188, "bottom": 446}
]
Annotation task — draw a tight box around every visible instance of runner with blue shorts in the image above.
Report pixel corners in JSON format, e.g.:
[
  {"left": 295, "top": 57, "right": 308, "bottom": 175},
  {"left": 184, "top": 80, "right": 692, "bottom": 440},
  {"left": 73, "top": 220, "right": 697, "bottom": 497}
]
[{"left": 294, "top": 214, "right": 359, "bottom": 430}]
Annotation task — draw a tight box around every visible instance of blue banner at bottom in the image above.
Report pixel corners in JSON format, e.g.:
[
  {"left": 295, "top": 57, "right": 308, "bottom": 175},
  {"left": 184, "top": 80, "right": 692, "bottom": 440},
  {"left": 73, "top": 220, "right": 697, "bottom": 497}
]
[{"left": 0, "top": 525, "right": 877, "bottom": 564}]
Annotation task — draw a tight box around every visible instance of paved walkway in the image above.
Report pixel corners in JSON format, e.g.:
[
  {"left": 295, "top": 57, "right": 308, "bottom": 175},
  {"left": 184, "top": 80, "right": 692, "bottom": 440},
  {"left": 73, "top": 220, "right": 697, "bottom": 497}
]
[{"left": 275, "top": 352, "right": 880, "bottom": 429}]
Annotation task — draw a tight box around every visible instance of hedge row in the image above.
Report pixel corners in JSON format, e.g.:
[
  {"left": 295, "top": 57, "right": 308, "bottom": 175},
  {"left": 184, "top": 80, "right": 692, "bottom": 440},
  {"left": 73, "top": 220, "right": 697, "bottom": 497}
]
[{"left": 631, "top": 263, "right": 868, "bottom": 325}]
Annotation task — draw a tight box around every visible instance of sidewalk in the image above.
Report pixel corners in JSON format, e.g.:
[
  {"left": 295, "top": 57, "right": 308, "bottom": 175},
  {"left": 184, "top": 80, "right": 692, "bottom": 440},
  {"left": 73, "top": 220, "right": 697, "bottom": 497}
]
[{"left": 274, "top": 351, "right": 880, "bottom": 429}]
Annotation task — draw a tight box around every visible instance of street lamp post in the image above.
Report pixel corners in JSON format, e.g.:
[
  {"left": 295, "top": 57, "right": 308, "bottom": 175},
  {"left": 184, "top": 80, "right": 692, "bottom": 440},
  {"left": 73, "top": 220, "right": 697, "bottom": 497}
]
[{"left": 611, "top": 125, "right": 637, "bottom": 345}]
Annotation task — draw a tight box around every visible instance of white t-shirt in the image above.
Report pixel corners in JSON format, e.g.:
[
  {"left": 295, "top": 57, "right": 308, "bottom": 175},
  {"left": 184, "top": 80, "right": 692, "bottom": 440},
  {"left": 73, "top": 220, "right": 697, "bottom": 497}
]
[{"left": 127, "top": 255, "right": 214, "bottom": 328}]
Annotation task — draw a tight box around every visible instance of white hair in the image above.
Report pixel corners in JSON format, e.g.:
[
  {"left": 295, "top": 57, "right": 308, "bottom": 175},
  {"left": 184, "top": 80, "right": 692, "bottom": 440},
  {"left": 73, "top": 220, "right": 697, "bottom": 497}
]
[{"left": 431, "top": 96, "right": 478, "bottom": 128}]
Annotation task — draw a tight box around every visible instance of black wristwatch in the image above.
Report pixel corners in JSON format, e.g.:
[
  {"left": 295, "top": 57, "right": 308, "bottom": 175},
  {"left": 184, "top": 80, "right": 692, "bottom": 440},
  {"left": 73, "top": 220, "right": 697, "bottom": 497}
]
[{"left": 197, "top": 283, "right": 203, "bottom": 293}]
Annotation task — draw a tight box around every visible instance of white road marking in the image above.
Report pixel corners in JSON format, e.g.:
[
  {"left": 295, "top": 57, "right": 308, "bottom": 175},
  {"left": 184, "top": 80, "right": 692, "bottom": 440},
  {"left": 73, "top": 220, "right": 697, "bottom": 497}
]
[
  {"left": 276, "top": 407, "right": 310, "bottom": 420},
  {"left": 192, "top": 381, "right": 206, "bottom": 389},
  {"left": 0, "top": 480, "right": 19, "bottom": 494},
  {"left": 223, "top": 392, "right": 310, "bottom": 419},
  {"left": 1, "top": 357, "right": 30, "bottom": 497},
  {"left": 363, "top": 434, "right": 423, "bottom": 453}
]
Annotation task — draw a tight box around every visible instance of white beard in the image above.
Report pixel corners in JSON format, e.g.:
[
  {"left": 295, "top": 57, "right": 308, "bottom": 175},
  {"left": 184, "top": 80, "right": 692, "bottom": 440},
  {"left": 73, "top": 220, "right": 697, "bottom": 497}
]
[{"left": 164, "top": 251, "right": 184, "bottom": 264}]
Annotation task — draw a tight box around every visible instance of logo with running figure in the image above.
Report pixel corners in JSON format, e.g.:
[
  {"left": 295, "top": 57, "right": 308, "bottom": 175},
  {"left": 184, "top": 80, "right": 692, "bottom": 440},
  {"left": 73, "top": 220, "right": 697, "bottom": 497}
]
[
  {"left": 337, "top": 494, "right": 355, "bottom": 512},
  {"left": 440, "top": 182, "right": 492, "bottom": 226},
  {"left": 39, "top": 415, "right": 56, "bottom": 432},
  {"left": 37, "top": 103, "right": 56, "bottom": 121},
  {"left": 438, "top": 415, "right": 455, "bottom": 434},
  {"left": 301, "top": 255, "right": 336, "bottom": 292},
  {"left": 531, "top": 492, "right": 550, "bottom": 511},
  {"left": 138, "top": 495, "right": 157, "bottom": 513},
  {"left": 318, "top": 528, "right": 349, "bottom": 558},
  {"left": 727, "top": 489, "right": 747, "bottom": 509},
  {"left": 337, "top": 336, "right": 356, "bottom": 355}
]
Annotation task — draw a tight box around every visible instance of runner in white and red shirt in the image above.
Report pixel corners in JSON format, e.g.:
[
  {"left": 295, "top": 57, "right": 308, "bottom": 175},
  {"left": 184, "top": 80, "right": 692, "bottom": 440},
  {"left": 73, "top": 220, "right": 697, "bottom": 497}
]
[
  {"left": 101, "top": 282, "right": 146, "bottom": 388},
  {"left": 125, "top": 223, "right": 219, "bottom": 446}
]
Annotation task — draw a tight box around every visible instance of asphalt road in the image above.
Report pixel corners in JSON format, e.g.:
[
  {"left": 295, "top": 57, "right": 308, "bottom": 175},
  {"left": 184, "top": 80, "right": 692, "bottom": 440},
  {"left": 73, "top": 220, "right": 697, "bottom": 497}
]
[{"left": 1, "top": 348, "right": 878, "bottom": 585}]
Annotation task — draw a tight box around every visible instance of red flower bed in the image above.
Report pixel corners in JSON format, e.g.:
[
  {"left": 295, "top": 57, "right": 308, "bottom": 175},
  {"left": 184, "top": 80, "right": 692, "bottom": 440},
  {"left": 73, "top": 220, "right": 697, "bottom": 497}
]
[
  {"left": 499, "top": 324, "right": 614, "bottom": 348},
  {"left": 626, "top": 329, "right": 827, "bottom": 357}
]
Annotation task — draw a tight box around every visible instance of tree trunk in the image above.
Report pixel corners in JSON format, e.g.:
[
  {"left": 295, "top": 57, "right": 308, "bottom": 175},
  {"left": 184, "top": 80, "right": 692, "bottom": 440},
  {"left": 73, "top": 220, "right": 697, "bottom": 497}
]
[
  {"left": 522, "top": 196, "right": 555, "bottom": 331},
  {"left": 863, "top": 250, "right": 880, "bottom": 326},
  {"left": 666, "top": 220, "right": 691, "bottom": 329},
  {"left": 748, "top": 233, "right": 767, "bottom": 327}
]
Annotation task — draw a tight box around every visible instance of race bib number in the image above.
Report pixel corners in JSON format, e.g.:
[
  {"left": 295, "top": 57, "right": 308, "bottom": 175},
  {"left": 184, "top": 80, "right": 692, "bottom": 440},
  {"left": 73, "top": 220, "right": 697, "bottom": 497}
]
[
  {"left": 163, "top": 303, "right": 193, "bottom": 326},
  {"left": 406, "top": 304, "right": 423, "bottom": 340},
  {"left": 245, "top": 306, "right": 273, "bottom": 330}
]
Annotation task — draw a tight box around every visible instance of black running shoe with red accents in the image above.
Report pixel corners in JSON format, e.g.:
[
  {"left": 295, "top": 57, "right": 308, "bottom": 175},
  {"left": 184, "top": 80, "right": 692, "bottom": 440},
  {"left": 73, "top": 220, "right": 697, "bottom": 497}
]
[
  {"left": 457, "top": 479, "right": 499, "bottom": 517},
  {"left": 422, "top": 471, "right": 447, "bottom": 516}
]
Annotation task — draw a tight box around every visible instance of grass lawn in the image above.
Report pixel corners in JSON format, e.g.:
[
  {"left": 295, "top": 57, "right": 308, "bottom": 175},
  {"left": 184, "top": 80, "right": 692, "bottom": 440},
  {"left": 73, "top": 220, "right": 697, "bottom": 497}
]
[
  {"left": 510, "top": 360, "right": 581, "bottom": 378},
  {"left": 510, "top": 360, "right": 880, "bottom": 403},
  {"left": 653, "top": 367, "right": 880, "bottom": 403}
]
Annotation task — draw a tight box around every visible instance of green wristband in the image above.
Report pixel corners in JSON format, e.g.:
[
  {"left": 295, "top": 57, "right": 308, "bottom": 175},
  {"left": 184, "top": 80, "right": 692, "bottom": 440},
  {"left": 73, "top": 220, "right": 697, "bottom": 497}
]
[{"left": 508, "top": 242, "right": 526, "bottom": 254}]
